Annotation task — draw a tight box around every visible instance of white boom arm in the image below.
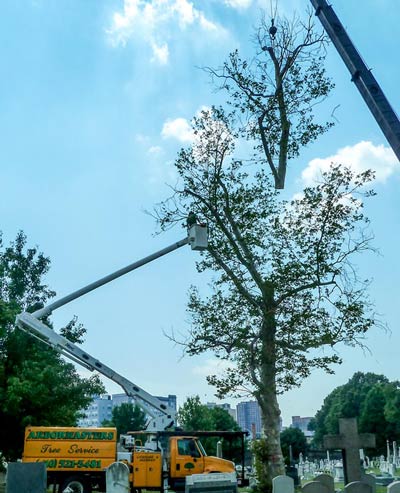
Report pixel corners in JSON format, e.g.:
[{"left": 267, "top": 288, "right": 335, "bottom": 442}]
[
  {"left": 16, "top": 312, "right": 175, "bottom": 430},
  {"left": 15, "top": 223, "right": 208, "bottom": 431}
]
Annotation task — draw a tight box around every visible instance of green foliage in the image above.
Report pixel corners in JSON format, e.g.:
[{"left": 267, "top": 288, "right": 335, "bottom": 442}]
[
  {"left": 178, "top": 396, "right": 243, "bottom": 462},
  {"left": 206, "top": 15, "right": 334, "bottom": 189},
  {"left": 280, "top": 428, "right": 308, "bottom": 465},
  {"left": 251, "top": 439, "right": 271, "bottom": 493},
  {"left": 311, "top": 372, "right": 400, "bottom": 454},
  {"left": 107, "top": 402, "right": 147, "bottom": 438},
  {"left": 0, "top": 231, "right": 104, "bottom": 460},
  {"left": 178, "top": 396, "right": 215, "bottom": 431},
  {"left": 154, "top": 10, "right": 377, "bottom": 492}
]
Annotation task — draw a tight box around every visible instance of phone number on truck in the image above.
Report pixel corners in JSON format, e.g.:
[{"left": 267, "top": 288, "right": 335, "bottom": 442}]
[{"left": 38, "top": 459, "right": 102, "bottom": 469}]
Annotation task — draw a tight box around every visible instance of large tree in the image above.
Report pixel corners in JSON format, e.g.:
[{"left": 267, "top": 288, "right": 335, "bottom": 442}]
[
  {"left": 0, "top": 231, "right": 104, "bottom": 460},
  {"left": 155, "top": 101, "right": 377, "bottom": 490},
  {"left": 153, "top": 9, "right": 380, "bottom": 491},
  {"left": 310, "top": 372, "right": 400, "bottom": 454}
]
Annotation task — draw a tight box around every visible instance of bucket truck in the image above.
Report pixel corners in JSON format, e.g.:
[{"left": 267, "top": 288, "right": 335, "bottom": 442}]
[{"left": 16, "top": 223, "right": 237, "bottom": 492}]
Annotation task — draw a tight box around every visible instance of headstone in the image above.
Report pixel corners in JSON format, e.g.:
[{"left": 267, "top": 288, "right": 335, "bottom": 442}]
[
  {"left": 6, "top": 462, "right": 46, "bottom": 493},
  {"left": 314, "top": 473, "right": 334, "bottom": 493},
  {"left": 286, "top": 465, "right": 299, "bottom": 486},
  {"left": 302, "top": 481, "right": 329, "bottom": 493},
  {"left": 334, "top": 462, "right": 344, "bottom": 481},
  {"left": 272, "top": 475, "right": 294, "bottom": 493},
  {"left": 324, "top": 418, "right": 375, "bottom": 484},
  {"left": 289, "top": 445, "right": 294, "bottom": 465},
  {"left": 106, "top": 461, "right": 129, "bottom": 493},
  {"left": 216, "top": 440, "right": 223, "bottom": 458},
  {"left": 361, "top": 473, "right": 376, "bottom": 493},
  {"left": 388, "top": 481, "right": 400, "bottom": 493},
  {"left": 344, "top": 481, "right": 372, "bottom": 493},
  {"left": 185, "top": 473, "right": 237, "bottom": 493},
  {"left": 374, "top": 474, "right": 395, "bottom": 486}
]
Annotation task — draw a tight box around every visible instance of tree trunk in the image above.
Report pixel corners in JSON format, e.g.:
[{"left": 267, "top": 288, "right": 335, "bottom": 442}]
[{"left": 255, "top": 283, "right": 285, "bottom": 493}]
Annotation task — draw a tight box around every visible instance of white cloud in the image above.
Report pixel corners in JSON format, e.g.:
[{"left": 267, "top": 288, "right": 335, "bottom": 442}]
[
  {"left": 301, "top": 141, "right": 398, "bottom": 186},
  {"left": 161, "top": 107, "right": 233, "bottom": 166},
  {"left": 150, "top": 40, "right": 169, "bottom": 65},
  {"left": 224, "top": 0, "right": 253, "bottom": 9},
  {"left": 162, "top": 117, "right": 194, "bottom": 142},
  {"left": 107, "top": 0, "right": 220, "bottom": 64}
]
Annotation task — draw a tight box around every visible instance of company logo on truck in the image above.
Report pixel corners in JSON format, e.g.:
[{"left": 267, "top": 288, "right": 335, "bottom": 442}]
[{"left": 27, "top": 430, "right": 115, "bottom": 441}]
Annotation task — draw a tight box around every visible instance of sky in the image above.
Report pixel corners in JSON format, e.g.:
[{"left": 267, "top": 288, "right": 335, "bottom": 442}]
[{"left": 1, "top": 0, "right": 399, "bottom": 427}]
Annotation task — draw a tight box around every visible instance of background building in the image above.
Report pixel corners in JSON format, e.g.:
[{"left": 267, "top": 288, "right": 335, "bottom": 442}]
[
  {"left": 206, "top": 402, "right": 236, "bottom": 421},
  {"left": 78, "top": 394, "right": 113, "bottom": 427},
  {"left": 78, "top": 393, "right": 176, "bottom": 427},
  {"left": 236, "top": 401, "right": 262, "bottom": 438},
  {"left": 291, "top": 415, "right": 314, "bottom": 440}
]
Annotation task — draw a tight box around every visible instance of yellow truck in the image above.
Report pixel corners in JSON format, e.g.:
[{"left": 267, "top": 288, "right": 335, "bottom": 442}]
[{"left": 23, "top": 426, "right": 237, "bottom": 493}]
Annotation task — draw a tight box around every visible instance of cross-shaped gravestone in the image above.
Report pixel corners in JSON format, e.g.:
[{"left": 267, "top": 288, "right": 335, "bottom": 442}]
[{"left": 324, "top": 418, "right": 375, "bottom": 485}]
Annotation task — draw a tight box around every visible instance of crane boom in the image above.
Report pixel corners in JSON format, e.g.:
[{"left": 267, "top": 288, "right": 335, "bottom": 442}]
[
  {"left": 310, "top": 0, "right": 400, "bottom": 161},
  {"left": 15, "top": 223, "right": 208, "bottom": 431},
  {"left": 16, "top": 312, "right": 175, "bottom": 430}
]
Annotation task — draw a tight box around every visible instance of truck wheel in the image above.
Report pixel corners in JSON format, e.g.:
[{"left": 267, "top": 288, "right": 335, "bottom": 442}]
[{"left": 61, "top": 475, "right": 91, "bottom": 493}]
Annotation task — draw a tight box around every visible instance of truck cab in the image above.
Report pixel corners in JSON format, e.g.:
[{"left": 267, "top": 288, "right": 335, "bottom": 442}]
[
  {"left": 168, "top": 436, "right": 235, "bottom": 490},
  {"left": 123, "top": 432, "right": 236, "bottom": 491}
]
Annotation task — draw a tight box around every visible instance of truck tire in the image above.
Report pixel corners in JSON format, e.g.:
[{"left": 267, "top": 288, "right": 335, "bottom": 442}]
[{"left": 61, "top": 475, "right": 91, "bottom": 493}]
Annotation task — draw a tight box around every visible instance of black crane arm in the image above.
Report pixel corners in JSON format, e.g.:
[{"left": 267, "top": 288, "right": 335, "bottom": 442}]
[{"left": 310, "top": 0, "right": 400, "bottom": 161}]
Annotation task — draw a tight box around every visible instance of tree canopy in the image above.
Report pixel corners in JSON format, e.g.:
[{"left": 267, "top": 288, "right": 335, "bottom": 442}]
[
  {"left": 310, "top": 372, "right": 400, "bottom": 454},
  {"left": 0, "top": 231, "right": 104, "bottom": 460},
  {"left": 205, "top": 12, "right": 333, "bottom": 189},
  {"left": 156, "top": 108, "right": 376, "bottom": 486},
  {"left": 154, "top": 9, "right": 379, "bottom": 492}
]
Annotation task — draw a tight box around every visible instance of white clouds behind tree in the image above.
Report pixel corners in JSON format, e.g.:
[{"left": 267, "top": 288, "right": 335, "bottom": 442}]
[{"left": 301, "top": 141, "right": 398, "bottom": 186}]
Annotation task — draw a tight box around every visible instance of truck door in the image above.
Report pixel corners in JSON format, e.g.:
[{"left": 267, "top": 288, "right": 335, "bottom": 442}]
[{"left": 173, "top": 438, "right": 204, "bottom": 478}]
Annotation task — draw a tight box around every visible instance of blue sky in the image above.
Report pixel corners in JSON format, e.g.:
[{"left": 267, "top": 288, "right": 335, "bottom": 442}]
[{"left": 1, "top": 0, "right": 399, "bottom": 426}]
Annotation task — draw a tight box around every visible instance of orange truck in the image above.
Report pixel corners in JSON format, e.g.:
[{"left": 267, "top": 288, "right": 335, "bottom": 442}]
[{"left": 22, "top": 426, "right": 236, "bottom": 493}]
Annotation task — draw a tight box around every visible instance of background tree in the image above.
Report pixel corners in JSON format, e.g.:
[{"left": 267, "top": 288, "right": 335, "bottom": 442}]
[
  {"left": 103, "top": 402, "right": 147, "bottom": 438},
  {"left": 155, "top": 100, "right": 377, "bottom": 491},
  {"left": 178, "top": 395, "right": 243, "bottom": 462},
  {"left": 280, "top": 428, "right": 308, "bottom": 465},
  {"left": 0, "top": 231, "right": 104, "bottom": 460},
  {"left": 177, "top": 395, "right": 215, "bottom": 431},
  {"left": 310, "top": 372, "right": 400, "bottom": 454}
]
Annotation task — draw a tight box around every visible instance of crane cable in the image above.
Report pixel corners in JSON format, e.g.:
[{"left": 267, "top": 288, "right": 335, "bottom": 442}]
[{"left": 269, "top": 0, "right": 278, "bottom": 41}]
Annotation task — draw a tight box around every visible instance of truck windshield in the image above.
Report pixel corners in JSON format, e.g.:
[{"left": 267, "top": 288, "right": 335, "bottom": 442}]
[{"left": 196, "top": 439, "right": 207, "bottom": 457}]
